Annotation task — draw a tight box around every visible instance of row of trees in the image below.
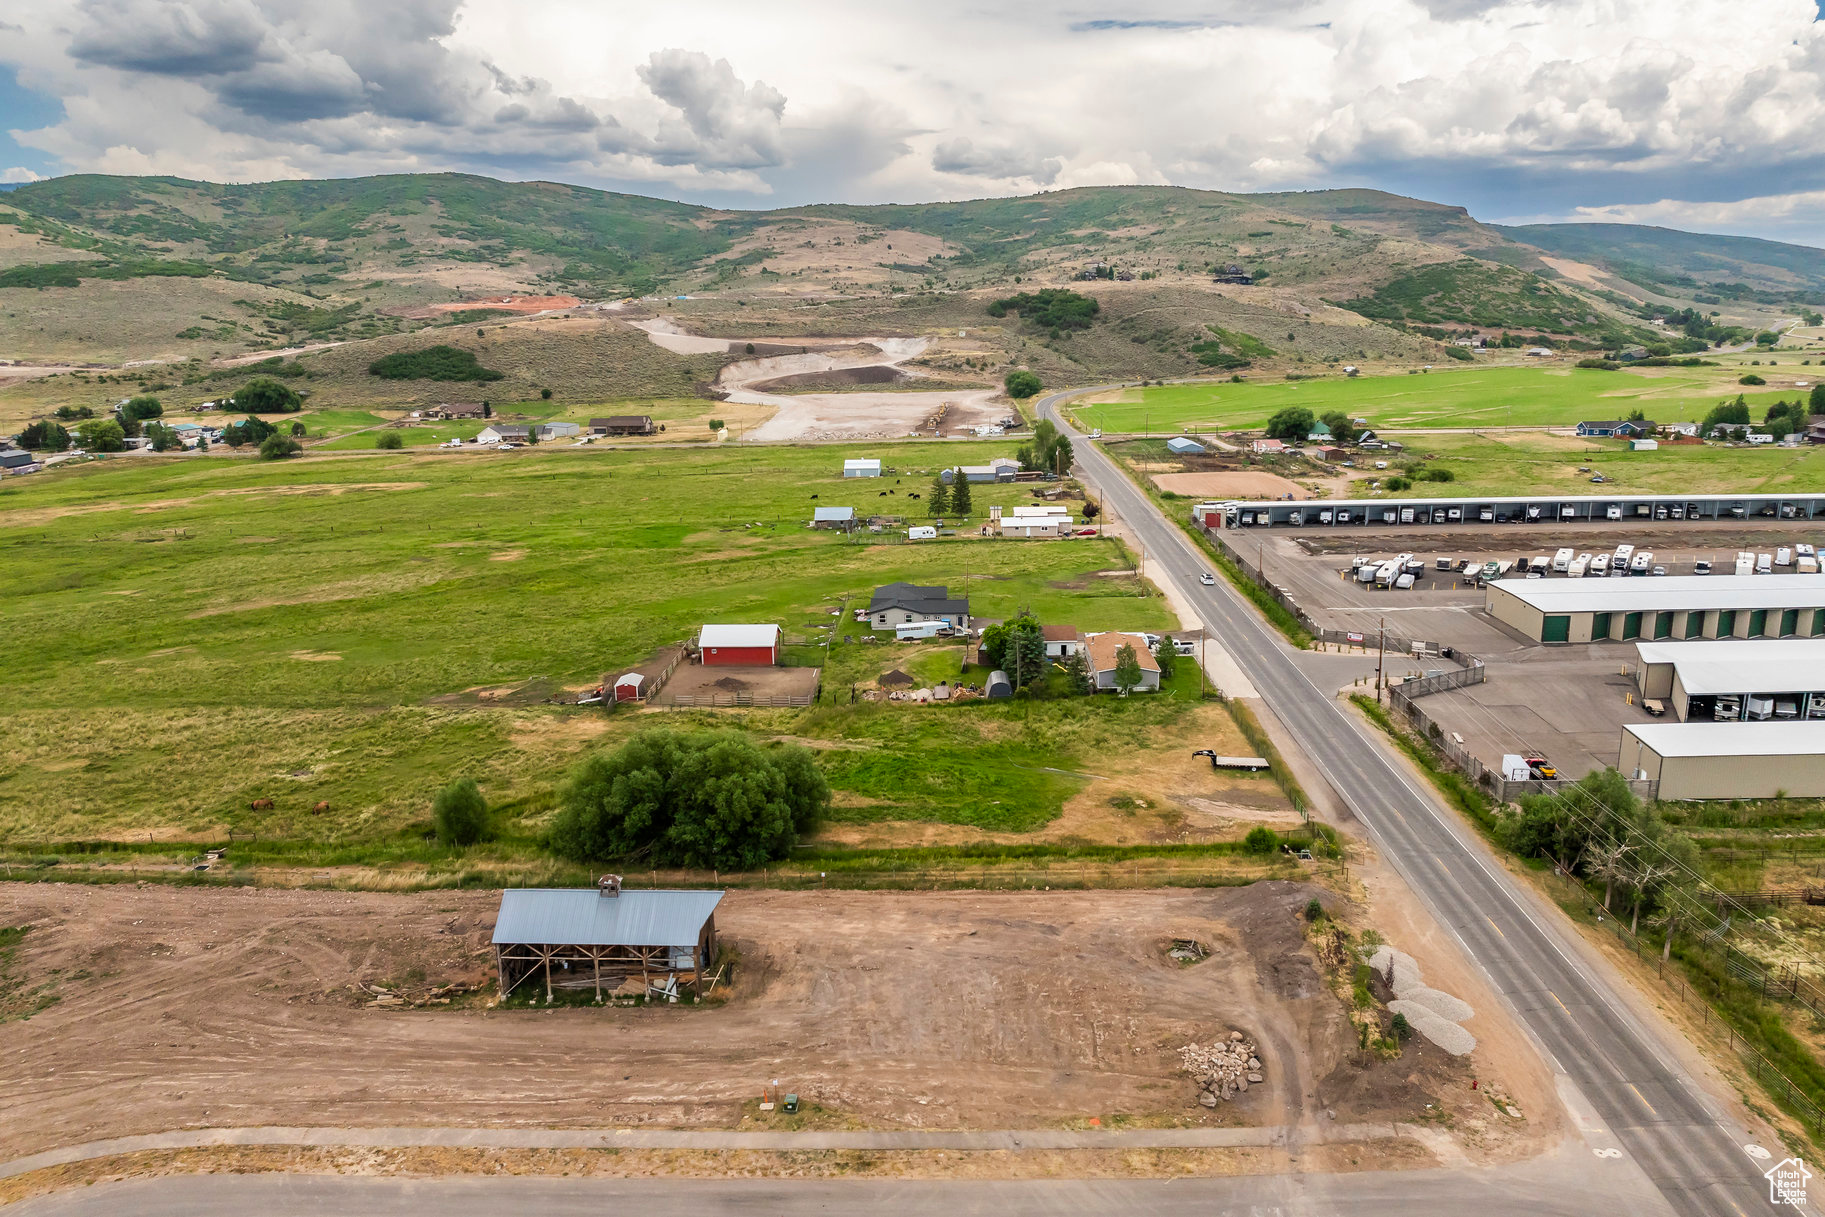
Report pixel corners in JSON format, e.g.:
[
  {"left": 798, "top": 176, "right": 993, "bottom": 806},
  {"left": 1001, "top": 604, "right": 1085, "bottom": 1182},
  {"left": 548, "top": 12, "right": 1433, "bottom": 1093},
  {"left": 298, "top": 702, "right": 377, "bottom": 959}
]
[
  {"left": 1700, "top": 387, "right": 1825, "bottom": 439},
  {"left": 1263, "top": 406, "right": 1365, "bottom": 444},
  {"left": 1498, "top": 769, "right": 1697, "bottom": 937},
  {"left": 926, "top": 470, "right": 973, "bottom": 518},
  {"left": 978, "top": 609, "right": 1178, "bottom": 696}
]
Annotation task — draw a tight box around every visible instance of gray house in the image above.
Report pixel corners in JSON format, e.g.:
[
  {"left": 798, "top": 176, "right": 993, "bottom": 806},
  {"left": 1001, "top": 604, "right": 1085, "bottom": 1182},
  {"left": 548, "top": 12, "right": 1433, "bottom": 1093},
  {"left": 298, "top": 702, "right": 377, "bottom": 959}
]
[{"left": 867, "top": 581, "right": 971, "bottom": 631}]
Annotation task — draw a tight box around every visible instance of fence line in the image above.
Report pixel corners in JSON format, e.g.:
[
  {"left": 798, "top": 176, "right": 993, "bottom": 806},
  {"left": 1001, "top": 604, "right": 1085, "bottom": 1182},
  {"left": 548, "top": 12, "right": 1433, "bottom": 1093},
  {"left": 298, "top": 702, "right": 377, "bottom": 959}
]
[{"left": 1586, "top": 903, "right": 1825, "bottom": 1133}]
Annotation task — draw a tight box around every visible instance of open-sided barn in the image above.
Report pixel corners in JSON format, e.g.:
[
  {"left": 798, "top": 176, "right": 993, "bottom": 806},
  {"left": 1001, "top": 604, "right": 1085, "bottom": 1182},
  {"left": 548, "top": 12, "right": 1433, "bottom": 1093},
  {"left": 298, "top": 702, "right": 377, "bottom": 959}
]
[{"left": 492, "top": 882, "right": 722, "bottom": 1000}]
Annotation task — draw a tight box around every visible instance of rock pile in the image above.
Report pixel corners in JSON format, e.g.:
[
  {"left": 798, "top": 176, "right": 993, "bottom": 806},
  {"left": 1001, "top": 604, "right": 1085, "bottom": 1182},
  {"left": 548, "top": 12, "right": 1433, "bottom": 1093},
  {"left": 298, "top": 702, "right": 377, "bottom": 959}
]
[{"left": 1179, "top": 1031, "right": 1265, "bottom": 1105}]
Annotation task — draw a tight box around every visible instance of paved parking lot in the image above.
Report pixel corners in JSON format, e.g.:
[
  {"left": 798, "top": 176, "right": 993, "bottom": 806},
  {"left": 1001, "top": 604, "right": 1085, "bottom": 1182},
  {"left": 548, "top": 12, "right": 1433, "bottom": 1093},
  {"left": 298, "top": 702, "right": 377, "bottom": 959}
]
[{"left": 1247, "top": 521, "right": 1825, "bottom": 784}]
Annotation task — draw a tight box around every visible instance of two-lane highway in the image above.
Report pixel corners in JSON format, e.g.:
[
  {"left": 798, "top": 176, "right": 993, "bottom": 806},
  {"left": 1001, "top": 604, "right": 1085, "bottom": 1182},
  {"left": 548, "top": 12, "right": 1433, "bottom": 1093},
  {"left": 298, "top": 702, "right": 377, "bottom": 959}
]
[{"left": 1041, "top": 389, "right": 1789, "bottom": 1217}]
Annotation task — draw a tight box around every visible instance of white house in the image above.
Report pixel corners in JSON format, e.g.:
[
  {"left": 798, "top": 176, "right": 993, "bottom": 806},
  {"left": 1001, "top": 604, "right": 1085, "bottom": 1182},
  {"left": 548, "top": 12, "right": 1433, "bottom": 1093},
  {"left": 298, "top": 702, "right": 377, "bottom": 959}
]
[
  {"left": 1000, "top": 515, "right": 1074, "bottom": 538},
  {"left": 1252, "top": 438, "right": 1286, "bottom": 455},
  {"left": 843, "top": 458, "right": 882, "bottom": 478},
  {"left": 1042, "top": 625, "right": 1086, "bottom": 659}
]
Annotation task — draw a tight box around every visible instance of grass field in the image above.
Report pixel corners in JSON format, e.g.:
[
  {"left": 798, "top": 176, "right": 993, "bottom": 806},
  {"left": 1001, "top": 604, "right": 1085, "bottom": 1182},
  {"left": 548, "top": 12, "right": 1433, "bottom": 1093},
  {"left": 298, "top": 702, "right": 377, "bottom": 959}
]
[
  {"left": 1070, "top": 365, "right": 1809, "bottom": 434},
  {"left": 0, "top": 441, "right": 1189, "bottom": 850},
  {"left": 1381, "top": 431, "right": 1825, "bottom": 497}
]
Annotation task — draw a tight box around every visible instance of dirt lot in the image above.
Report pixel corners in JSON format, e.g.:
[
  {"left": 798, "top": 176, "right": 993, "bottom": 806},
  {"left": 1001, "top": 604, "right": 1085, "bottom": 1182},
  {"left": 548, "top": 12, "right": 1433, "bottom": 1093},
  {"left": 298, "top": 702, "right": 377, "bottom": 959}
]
[
  {"left": 1154, "top": 472, "right": 1313, "bottom": 500},
  {"left": 653, "top": 663, "right": 821, "bottom": 705},
  {"left": 0, "top": 882, "right": 1511, "bottom": 1162}
]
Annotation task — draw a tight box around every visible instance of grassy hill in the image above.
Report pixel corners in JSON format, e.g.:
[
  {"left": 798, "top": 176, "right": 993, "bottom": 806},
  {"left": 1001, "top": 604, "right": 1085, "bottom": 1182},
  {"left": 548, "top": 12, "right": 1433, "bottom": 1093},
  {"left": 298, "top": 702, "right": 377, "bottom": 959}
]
[
  {"left": 1494, "top": 222, "right": 1825, "bottom": 305},
  {"left": 5, "top": 173, "right": 1819, "bottom": 377}
]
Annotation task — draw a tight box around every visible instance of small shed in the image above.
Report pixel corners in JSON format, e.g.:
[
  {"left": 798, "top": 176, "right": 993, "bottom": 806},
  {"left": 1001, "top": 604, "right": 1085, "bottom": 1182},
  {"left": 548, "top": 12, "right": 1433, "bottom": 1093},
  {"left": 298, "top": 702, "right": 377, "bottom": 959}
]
[
  {"left": 492, "top": 883, "right": 723, "bottom": 1000},
  {"left": 1166, "top": 437, "right": 1205, "bottom": 455},
  {"left": 613, "top": 672, "right": 644, "bottom": 702},
  {"left": 698, "top": 623, "right": 782, "bottom": 666},
  {"left": 1630, "top": 438, "right": 1659, "bottom": 451},
  {"left": 986, "top": 669, "right": 1013, "bottom": 698},
  {"left": 843, "top": 458, "right": 882, "bottom": 478},
  {"left": 813, "top": 506, "right": 856, "bottom": 529}
]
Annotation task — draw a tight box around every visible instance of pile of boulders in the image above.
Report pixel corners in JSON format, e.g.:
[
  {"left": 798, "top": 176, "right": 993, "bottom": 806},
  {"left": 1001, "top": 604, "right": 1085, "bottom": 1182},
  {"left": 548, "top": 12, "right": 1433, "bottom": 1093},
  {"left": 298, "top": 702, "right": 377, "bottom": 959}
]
[{"left": 1179, "top": 1031, "right": 1264, "bottom": 1105}]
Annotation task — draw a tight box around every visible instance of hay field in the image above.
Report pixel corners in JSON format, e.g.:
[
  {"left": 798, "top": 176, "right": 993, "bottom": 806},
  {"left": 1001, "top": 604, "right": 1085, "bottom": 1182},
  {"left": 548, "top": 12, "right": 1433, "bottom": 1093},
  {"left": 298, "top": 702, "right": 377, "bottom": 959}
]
[{"left": 0, "top": 441, "right": 1182, "bottom": 848}]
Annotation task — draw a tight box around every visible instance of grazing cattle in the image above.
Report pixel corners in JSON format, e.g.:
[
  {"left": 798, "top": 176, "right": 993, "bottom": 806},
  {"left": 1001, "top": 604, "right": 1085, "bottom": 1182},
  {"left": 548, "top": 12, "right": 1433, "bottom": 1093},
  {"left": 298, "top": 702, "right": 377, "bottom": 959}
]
[
  {"left": 312, "top": 801, "right": 330, "bottom": 814},
  {"left": 809, "top": 493, "right": 819, "bottom": 499},
  {"left": 250, "top": 798, "right": 274, "bottom": 811}
]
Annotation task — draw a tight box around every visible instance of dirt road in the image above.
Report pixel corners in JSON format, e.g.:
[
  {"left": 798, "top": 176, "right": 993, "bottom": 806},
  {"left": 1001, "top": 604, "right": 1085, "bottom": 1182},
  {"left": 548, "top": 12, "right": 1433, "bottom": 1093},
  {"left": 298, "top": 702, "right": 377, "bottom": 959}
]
[
  {"left": 0, "top": 882, "right": 1493, "bottom": 1162},
  {"left": 630, "top": 318, "right": 1007, "bottom": 441}
]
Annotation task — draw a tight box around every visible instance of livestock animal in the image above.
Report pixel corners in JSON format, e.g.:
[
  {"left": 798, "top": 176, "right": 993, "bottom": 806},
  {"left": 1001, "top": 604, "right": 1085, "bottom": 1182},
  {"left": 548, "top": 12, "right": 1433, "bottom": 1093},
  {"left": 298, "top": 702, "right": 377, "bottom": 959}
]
[
  {"left": 312, "top": 801, "right": 330, "bottom": 814},
  {"left": 250, "top": 798, "right": 274, "bottom": 810}
]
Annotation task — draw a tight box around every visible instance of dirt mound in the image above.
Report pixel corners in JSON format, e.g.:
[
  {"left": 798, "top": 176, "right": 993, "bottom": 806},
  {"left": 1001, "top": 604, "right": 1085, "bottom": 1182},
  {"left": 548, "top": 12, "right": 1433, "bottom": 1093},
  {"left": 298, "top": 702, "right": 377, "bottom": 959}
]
[
  {"left": 1153, "top": 472, "right": 1313, "bottom": 500},
  {"left": 711, "top": 675, "right": 751, "bottom": 691},
  {"left": 750, "top": 365, "right": 907, "bottom": 392}
]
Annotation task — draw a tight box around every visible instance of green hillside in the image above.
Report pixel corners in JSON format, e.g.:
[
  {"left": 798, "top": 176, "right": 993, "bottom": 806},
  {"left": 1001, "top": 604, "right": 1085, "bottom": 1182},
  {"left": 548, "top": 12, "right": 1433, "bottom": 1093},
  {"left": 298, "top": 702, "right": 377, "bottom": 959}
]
[
  {"left": 6, "top": 173, "right": 1812, "bottom": 368},
  {"left": 1495, "top": 221, "right": 1825, "bottom": 301}
]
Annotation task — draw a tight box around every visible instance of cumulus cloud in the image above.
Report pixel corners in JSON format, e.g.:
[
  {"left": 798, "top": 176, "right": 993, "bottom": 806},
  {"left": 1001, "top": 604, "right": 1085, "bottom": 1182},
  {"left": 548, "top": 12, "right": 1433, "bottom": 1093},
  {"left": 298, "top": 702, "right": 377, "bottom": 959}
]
[
  {"left": 637, "top": 50, "right": 786, "bottom": 170},
  {"left": 931, "top": 136, "right": 1062, "bottom": 185},
  {"left": 1, "top": 166, "right": 44, "bottom": 182},
  {"left": 4, "top": 0, "right": 1825, "bottom": 236}
]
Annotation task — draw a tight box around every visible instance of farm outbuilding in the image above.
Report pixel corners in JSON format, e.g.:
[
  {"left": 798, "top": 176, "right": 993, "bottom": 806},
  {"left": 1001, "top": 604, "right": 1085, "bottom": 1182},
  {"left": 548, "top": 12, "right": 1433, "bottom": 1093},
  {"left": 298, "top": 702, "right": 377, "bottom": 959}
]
[
  {"left": 698, "top": 623, "right": 782, "bottom": 666},
  {"left": 1166, "top": 437, "right": 1205, "bottom": 455},
  {"left": 843, "top": 458, "right": 882, "bottom": 478},
  {"left": 986, "top": 670, "right": 1012, "bottom": 698},
  {"left": 613, "top": 672, "right": 644, "bottom": 702},
  {"left": 492, "top": 882, "right": 722, "bottom": 1000}
]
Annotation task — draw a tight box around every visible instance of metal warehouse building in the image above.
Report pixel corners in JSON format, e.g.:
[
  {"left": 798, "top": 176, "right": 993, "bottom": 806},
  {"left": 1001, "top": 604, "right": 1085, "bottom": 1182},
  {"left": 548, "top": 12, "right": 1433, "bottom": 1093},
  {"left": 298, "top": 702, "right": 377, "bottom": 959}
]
[
  {"left": 1634, "top": 639, "right": 1825, "bottom": 721},
  {"left": 1485, "top": 575, "right": 1825, "bottom": 644},
  {"left": 1620, "top": 721, "right": 1825, "bottom": 800}
]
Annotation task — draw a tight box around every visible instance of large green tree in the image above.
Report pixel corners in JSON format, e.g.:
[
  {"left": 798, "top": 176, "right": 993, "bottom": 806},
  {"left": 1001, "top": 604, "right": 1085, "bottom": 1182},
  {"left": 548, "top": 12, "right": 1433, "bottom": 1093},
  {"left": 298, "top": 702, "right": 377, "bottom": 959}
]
[
  {"left": 548, "top": 730, "right": 828, "bottom": 870},
  {"left": 258, "top": 433, "right": 302, "bottom": 460},
  {"left": 76, "top": 418, "right": 125, "bottom": 452},
  {"left": 949, "top": 472, "right": 973, "bottom": 516},
  {"left": 928, "top": 471, "right": 949, "bottom": 516},
  {"left": 433, "top": 778, "right": 491, "bottom": 846},
  {"left": 120, "top": 395, "right": 163, "bottom": 423},
  {"left": 221, "top": 415, "right": 276, "bottom": 447},
  {"left": 16, "top": 420, "right": 71, "bottom": 451},
  {"left": 232, "top": 376, "right": 304, "bottom": 413},
  {"left": 1264, "top": 406, "right": 1316, "bottom": 442},
  {"left": 1004, "top": 369, "right": 1042, "bottom": 399},
  {"left": 1113, "top": 643, "right": 1144, "bottom": 696}
]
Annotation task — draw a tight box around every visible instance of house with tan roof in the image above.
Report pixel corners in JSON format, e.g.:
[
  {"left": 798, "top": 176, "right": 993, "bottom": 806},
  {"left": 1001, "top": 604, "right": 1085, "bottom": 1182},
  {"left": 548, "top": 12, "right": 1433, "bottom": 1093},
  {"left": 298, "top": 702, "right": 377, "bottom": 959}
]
[{"left": 1085, "top": 631, "right": 1160, "bottom": 693}]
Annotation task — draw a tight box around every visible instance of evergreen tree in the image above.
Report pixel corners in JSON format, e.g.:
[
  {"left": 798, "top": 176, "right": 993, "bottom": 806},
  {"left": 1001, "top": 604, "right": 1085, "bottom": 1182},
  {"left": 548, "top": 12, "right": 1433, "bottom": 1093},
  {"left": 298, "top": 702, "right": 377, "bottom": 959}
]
[
  {"left": 928, "top": 471, "right": 949, "bottom": 516},
  {"left": 949, "top": 472, "right": 973, "bottom": 516}
]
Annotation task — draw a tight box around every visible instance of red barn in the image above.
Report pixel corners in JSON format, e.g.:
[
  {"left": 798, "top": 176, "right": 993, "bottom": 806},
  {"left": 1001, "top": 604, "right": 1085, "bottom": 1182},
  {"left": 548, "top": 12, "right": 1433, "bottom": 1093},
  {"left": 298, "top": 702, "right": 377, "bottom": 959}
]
[
  {"left": 698, "top": 624, "right": 781, "bottom": 666},
  {"left": 613, "top": 672, "right": 644, "bottom": 701}
]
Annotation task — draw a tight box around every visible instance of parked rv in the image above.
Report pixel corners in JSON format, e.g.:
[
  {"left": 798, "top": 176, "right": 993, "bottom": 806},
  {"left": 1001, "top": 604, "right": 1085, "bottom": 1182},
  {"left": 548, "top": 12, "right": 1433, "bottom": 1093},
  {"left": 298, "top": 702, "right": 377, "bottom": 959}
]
[
  {"left": 1735, "top": 551, "right": 1755, "bottom": 576},
  {"left": 1552, "top": 547, "right": 1574, "bottom": 573},
  {"left": 1757, "top": 553, "right": 1774, "bottom": 574},
  {"left": 1613, "top": 543, "right": 1634, "bottom": 567},
  {"left": 1629, "top": 551, "right": 1653, "bottom": 575},
  {"left": 1748, "top": 696, "right": 1775, "bottom": 721},
  {"left": 1568, "top": 557, "right": 1588, "bottom": 578},
  {"left": 1801, "top": 556, "right": 1822, "bottom": 574},
  {"left": 1590, "top": 553, "right": 1610, "bottom": 575},
  {"left": 1478, "top": 507, "right": 1495, "bottom": 522},
  {"left": 1605, "top": 504, "right": 1622, "bottom": 520},
  {"left": 1777, "top": 546, "right": 1794, "bottom": 567}
]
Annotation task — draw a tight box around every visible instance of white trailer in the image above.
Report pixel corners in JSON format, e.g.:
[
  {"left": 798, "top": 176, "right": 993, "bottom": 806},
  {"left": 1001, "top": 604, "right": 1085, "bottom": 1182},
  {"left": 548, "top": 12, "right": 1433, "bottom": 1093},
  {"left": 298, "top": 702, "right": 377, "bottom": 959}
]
[
  {"left": 1552, "top": 547, "right": 1575, "bottom": 572},
  {"left": 1735, "top": 551, "right": 1755, "bottom": 576},
  {"left": 1568, "top": 556, "right": 1588, "bottom": 578}
]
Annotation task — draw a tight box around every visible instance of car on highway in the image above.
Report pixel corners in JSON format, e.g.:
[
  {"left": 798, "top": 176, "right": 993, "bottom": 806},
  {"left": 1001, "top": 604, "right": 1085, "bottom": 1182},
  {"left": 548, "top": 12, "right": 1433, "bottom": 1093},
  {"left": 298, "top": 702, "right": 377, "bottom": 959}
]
[{"left": 1199, "top": 572, "right": 1215, "bottom": 585}]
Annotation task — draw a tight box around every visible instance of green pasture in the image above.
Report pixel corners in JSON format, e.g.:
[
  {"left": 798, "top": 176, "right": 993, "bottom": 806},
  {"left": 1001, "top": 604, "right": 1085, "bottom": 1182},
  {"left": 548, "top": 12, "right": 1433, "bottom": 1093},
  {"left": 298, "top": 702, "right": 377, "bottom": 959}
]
[
  {"left": 0, "top": 442, "right": 1177, "bottom": 845},
  {"left": 1384, "top": 431, "right": 1825, "bottom": 497},
  {"left": 1070, "top": 366, "right": 1803, "bottom": 434}
]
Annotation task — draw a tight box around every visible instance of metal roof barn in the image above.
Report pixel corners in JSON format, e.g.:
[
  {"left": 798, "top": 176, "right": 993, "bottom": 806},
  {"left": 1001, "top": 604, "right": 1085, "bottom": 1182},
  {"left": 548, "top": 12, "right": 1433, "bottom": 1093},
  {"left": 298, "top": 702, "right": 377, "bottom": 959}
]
[
  {"left": 697, "top": 623, "right": 782, "bottom": 665},
  {"left": 492, "top": 887, "right": 724, "bottom": 1002}
]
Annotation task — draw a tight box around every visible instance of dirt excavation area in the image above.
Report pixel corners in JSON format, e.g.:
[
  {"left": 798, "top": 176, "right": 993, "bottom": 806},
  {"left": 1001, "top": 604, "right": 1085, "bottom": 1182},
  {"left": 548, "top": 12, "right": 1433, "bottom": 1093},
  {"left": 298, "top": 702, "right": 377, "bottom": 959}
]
[
  {"left": 631, "top": 316, "right": 1008, "bottom": 441},
  {"left": 0, "top": 881, "right": 1541, "bottom": 1167}
]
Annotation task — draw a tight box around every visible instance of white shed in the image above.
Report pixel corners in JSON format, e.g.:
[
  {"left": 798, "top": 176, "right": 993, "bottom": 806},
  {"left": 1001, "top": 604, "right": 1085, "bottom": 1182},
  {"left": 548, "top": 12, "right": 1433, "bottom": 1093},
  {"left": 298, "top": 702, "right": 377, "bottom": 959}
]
[{"left": 843, "top": 458, "right": 882, "bottom": 478}]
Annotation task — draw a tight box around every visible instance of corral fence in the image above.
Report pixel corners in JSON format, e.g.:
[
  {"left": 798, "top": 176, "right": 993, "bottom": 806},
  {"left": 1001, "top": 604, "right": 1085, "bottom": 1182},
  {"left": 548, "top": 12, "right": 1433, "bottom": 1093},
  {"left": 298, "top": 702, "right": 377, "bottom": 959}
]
[
  {"left": 1589, "top": 903, "right": 1825, "bottom": 1135},
  {"left": 666, "top": 670, "right": 822, "bottom": 709},
  {"left": 636, "top": 649, "right": 685, "bottom": 703}
]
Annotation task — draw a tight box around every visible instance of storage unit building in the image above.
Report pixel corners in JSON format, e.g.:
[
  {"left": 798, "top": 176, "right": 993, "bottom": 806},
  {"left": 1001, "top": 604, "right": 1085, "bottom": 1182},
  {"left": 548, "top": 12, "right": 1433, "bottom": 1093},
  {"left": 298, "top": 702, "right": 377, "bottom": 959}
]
[
  {"left": 1620, "top": 722, "right": 1825, "bottom": 800},
  {"left": 1485, "top": 575, "right": 1825, "bottom": 644},
  {"left": 492, "top": 883, "right": 721, "bottom": 1000},
  {"left": 697, "top": 623, "right": 782, "bottom": 665},
  {"left": 1203, "top": 491, "right": 1825, "bottom": 529},
  {"left": 1634, "top": 639, "right": 1825, "bottom": 721}
]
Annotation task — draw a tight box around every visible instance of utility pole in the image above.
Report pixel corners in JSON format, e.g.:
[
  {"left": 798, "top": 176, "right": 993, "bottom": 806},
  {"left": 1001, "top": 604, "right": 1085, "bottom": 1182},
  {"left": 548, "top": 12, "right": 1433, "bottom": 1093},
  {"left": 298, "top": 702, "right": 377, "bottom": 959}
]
[{"left": 1376, "top": 616, "right": 1387, "bottom": 703}]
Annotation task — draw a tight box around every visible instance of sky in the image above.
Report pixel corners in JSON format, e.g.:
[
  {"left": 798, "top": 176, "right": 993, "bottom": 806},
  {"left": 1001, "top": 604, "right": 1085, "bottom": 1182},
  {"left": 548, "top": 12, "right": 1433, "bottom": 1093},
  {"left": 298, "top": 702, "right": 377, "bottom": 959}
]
[{"left": 3, "top": 0, "right": 1825, "bottom": 245}]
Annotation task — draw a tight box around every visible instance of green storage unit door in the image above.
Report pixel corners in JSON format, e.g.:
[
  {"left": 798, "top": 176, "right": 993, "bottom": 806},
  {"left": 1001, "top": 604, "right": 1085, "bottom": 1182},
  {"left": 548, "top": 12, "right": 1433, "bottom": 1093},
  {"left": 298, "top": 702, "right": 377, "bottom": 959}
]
[
  {"left": 1718, "top": 609, "right": 1736, "bottom": 636},
  {"left": 1621, "top": 612, "right": 1642, "bottom": 641},
  {"left": 1542, "top": 615, "right": 1571, "bottom": 643},
  {"left": 1654, "top": 612, "right": 1673, "bottom": 639},
  {"left": 1749, "top": 609, "right": 1768, "bottom": 638},
  {"left": 1815, "top": 609, "right": 1825, "bottom": 637},
  {"left": 1685, "top": 611, "right": 1704, "bottom": 638},
  {"left": 1782, "top": 609, "right": 1799, "bottom": 637},
  {"left": 1591, "top": 612, "right": 1611, "bottom": 640}
]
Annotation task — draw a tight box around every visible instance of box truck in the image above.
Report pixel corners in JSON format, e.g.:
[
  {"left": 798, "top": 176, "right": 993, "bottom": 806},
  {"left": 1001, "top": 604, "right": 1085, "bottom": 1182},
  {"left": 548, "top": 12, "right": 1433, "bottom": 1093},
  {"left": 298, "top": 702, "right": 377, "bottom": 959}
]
[{"left": 1501, "top": 754, "right": 1531, "bottom": 782}]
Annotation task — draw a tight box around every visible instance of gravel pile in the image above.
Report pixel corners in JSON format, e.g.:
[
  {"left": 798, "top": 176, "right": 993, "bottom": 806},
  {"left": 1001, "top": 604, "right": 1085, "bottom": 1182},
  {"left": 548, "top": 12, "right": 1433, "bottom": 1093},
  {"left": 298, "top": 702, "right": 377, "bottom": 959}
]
[
  {"left": 1179, "top": 1031, "right": 1265, "bottom": 1105},
  {"left": 1368, "top": 944, "right": 1477, "bottom": 1056}
]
